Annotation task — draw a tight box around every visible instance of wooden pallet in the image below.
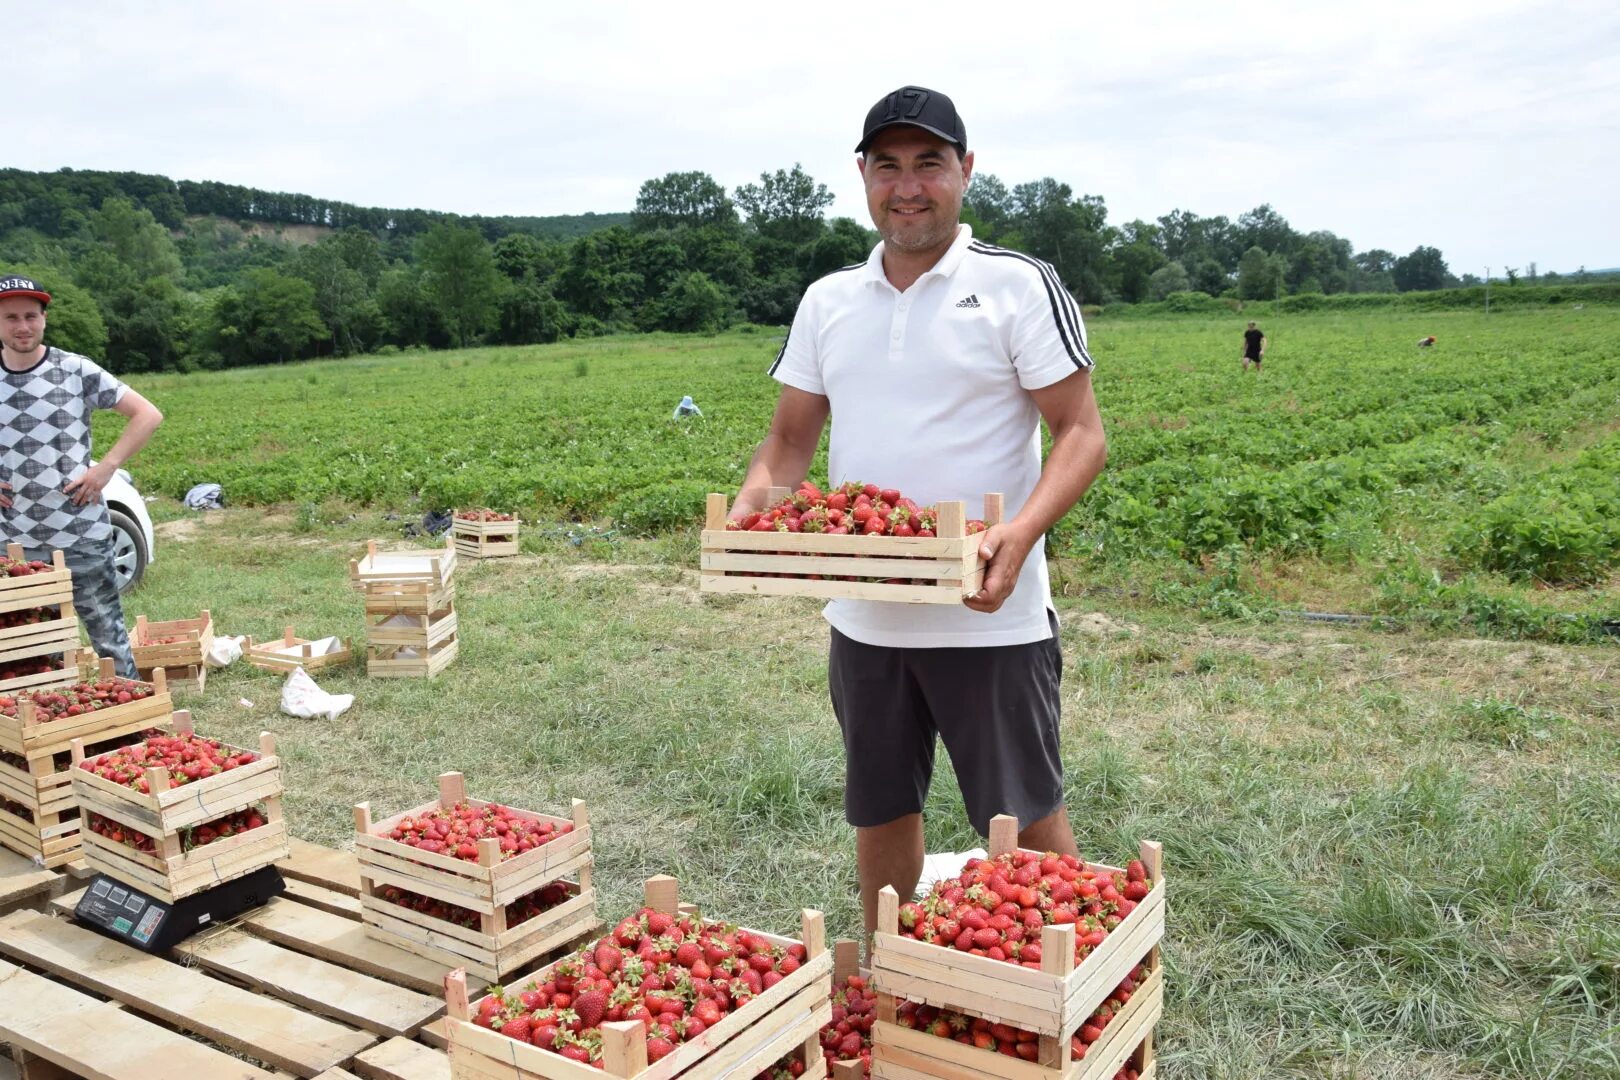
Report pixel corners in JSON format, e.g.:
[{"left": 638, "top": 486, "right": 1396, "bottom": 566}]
[
  {"left": 7, "top": 841, "right": 463, "bottom": 1079},
  {"left": 452, "top": 516, "right": 520, "bottom": 559},
  {"left": 869, "top": 816, "right": 1164, "bottom": 1078},
  {"left": 70, "top": 711, "right": 288, "bottom": 903},
  {"left": 130, "top": 609, "right": 214, "bottom": 689},
  {"left": 355, "top": 773, "right": 595, "bottom": 982},
  {"left": 246, "top": 626, "right": 355, "bottom": 674},
  {"left": 700, "top": 491, "right": 1002, "bottom": 605},
  {"left": 444, "top": 874, "right": 832, "bottom": 1080},
  {"left": 350, "top": 538, "right": 457, "bottom": 595},
  {"left": 0, "top": 847, "right": 60, "bottom": 915},
  {"left": 0, "top": 547, "right": 72, "bottom": 618}
]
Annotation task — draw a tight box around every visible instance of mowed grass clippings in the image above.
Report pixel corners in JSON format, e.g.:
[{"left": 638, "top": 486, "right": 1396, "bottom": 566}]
[{"left": 141, "top": 512, "right": 1619, "bottom": 1080}]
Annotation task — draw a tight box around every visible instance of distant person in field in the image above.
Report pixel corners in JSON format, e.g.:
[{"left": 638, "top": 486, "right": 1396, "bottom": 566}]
[
  {"left": 0, "top": 275, "right": 163, "bottom": 677},
  {"left": 1418, "top": 335, "right": 1437, "bottom": 348},
  {"left": 731, "top": 86, "right": 1107, "bottom": 942},
  {"left": 1242, "top": 321, "right": 1266, "bottom": 371}
]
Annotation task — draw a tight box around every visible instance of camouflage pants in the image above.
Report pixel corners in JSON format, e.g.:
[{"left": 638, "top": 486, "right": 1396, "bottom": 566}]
[{"left": 24, "top": 536, "right": 136, "bottom": 679}]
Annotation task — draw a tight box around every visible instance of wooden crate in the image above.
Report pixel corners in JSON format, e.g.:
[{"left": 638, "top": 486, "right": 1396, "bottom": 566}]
[
  {"left": 131, "top": 608, "right": 214, "bottom": 689},
  {"left": 355, "top": 772, "right": 597, "bottom": 982},
  {"left": 453, "top": 514, "right": 520, "bottom": 559},
  {"left": 0, "top": 545, "right": 73, "bottom": 617},
  {"left": 0, "top": 715, "right": 174, "bottom": 869},
  {"left": 443, "top": 874, "right": 833, "bottom": 1080},
  {"left": 869, "top": 815, "right": 1164, "bottom": 1078},
  {"left": 351, "top": 536, "right": 458, "bottom": 594},
  {"left": 871, "top": 960, "right": 1162, "bottom": 1080},
  {"left": 367, "top": 605, "right": 460, "bottom": 679},
  {"left": 245, "top": 625, "right": 355, "bottom": 674},
  {"left": 700, "top": 491, "right": 1003, "bottom": 605},
  {"left": 0, "top": 659, "right": 170, "bottom": 761},
  {"left": 70, "top": 709, "right": 288, "bottom": 902},
  {"left": 0, "top": 601, "right": 80, "bottom": 684}
]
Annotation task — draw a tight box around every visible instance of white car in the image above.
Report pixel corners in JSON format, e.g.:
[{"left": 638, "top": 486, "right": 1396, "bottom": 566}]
[{"left": 102, "top": 468, "right": 156, "bottom": 594}]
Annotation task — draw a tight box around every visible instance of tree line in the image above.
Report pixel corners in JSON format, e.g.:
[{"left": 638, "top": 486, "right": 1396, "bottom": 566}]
[{"left": 0, "top": 166, "right": 1597, "bottom": 374}]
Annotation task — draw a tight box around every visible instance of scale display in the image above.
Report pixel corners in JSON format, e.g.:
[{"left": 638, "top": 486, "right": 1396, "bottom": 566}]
[{"left": 73, "top": 865, "right": 286, "bottom": 952}]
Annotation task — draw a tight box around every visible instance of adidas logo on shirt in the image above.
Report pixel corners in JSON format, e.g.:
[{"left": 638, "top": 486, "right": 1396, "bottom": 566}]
[{"left": 955, "top": 294, "right": 981, "bottom": 308}]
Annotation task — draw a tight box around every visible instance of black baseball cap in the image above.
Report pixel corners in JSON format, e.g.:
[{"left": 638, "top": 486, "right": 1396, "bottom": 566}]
[
  {"left": 856, "top": 86, "right": 966, "bottom": 154},
  {"left": 0, "top": 275, "right": 50, "bottom": 306}
]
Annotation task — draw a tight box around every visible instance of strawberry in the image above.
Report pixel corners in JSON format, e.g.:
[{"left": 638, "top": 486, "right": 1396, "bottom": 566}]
[{"left": 573, "top": 989, "right": 608, "bottom": 1029}]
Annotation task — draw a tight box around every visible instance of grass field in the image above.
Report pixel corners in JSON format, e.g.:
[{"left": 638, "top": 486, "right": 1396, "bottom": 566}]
[
  {"left": 76, "top": 306, "right": 1619, "bottom": 1077},
  {"left": 106, "top": 307, "right": 1620, "bottom": 643},
  {"left": 131, "top": 504, "right": 1617, "bottom": 1079}
]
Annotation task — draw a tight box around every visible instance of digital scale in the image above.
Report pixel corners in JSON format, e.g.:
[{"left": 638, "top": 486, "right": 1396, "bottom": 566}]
[{"left": 73, "top": 865, "right": 286, "bottom": 952}]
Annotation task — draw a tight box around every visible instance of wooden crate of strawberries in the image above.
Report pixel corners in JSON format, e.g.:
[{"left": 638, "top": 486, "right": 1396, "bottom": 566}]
[
  {"left": 131, "top": 609, "right": 214, "bottom": 689},
  {"left": 443, "top": 873, "right": 833, "bottom": 1080},
  {"left": 354, "top": 771, "right": 598, "bottom": 982},
  {"left": 868, "top": 815, "right": 1164, "bottom": 1080},
  {"left": 701, "top": 483, "right": 1002, "bottom": 606},
  {"left": 365, "top": 605, "right": 460, "bottom": 679},
  {"left": 0, "top": 545, "right": 81, "bottom": 695},
  {"left": 69, "top": 709, "right": 287, "bottom": 902},
  {"left": 0, "top": 659, "right": 173, "bottom": 865},
  {"left": 454, "top": 509, "right": 521, "bottom": 559}
]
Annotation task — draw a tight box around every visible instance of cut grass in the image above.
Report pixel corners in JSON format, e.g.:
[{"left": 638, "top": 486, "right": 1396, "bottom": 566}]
[{"left": 126, "top": 507, "right": 1619, "bottom": 1078}]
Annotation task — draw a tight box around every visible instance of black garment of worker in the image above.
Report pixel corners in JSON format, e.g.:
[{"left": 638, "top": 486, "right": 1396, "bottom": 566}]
[{"left": 1244, "top": 328, "right": 1264, "bottom": 359}]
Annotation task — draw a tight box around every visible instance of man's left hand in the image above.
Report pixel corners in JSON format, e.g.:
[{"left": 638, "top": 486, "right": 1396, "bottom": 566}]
[
  {"left": 63, "top": 462, "right": 115, "bottom": 507},
  {"left": 964, "top": 522, "right": 1037, "bottom": 614}
]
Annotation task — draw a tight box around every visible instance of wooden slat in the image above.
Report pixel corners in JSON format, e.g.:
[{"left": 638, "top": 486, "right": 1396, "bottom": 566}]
[
  {"left": 0, "top": 958, "right": 281, "bottom": 1079},
  {"left": 283, "top": 875, "right": 364, "bottom": 918},
  {"left": 0, "top": 847, "right": 59, "bottom": 911},
  {"left": 280, "top": 836, "right": 362, "bottom": 896},
  {"left": 238, "top": 894, "right": 450, "bottom": 995},
  {"left": 351, "top": 1037, "right": 451, "bottom": 1080},
  {"left": 0, "top": 910, "right": 376, "bottom": 1077},
  {"left": 176, "top": 926, "right": 444, "bottom": 1037}
]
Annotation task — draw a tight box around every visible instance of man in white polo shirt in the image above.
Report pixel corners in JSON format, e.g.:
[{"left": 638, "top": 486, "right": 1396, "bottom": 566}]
[{"left": 731, "top": 86, "right": 1108, "bottom": 938}]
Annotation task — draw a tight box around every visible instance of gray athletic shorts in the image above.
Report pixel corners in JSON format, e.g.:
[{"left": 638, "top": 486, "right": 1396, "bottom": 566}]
[{"left": 828, "top": 611, "right": 1064, "bottom": 837}]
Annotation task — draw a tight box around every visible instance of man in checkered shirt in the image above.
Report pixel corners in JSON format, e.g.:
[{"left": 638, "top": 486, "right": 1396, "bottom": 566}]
[{"left": 0, "top": 275, "right": 164, "bottom": 677}]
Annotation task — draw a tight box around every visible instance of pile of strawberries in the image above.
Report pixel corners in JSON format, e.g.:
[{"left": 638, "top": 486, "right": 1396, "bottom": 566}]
[
  {"left": 820, "top": 972, "right": 875, "bottom": 1074},
  {"left": 0, "top": 556, "right": 55, "bottom": 577},
  {"left": 384, "top": 801, "right": 572, "bottom": 862},
  {"left": 0, "top": 605, "right": 65, "bottom": 630},
  {"left": 727, "top": 481, "right": 985, "bottom": 539},
  {"left": 78, "top": 731, "right": 258, "bottom": 794},
  {"left": 87, "top": 805, "right": 268, "bottom": 855},
  {"left": 896, "top": 959, "right": 1151, "bottom": 1063},
  {"left": 0, "top": 657, "right": 63, "bottom": 684},
  {"left": 455, "top": 509, "right": 516, "bottom": 522},
  {"left": 138, "top": 634, "right": 187, "bottom": 646},
  {"left": 1, "top": 678, "right": 155, "bottom": 721},
  {"left": 897, "top": 850, "right": 1153, "bottom": 968},
  {"left": 0, "top": 793, "right": 33, "bottom": 823},
  {"left": 380, "top": 879, "right": 576, "bottom": 931},
  {"left": 472, "top": 906, "right": 809, "bottom": 1066}
]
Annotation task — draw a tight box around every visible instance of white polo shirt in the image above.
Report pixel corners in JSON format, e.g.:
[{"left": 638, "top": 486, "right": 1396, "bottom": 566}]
[{"left": 769, "top": 224, "right": 1093, "bottom": 649}]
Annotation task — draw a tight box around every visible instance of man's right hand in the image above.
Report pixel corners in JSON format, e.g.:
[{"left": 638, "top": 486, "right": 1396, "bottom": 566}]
[{"left": 0, "top": 480, "right": 11, "bottom": 510}]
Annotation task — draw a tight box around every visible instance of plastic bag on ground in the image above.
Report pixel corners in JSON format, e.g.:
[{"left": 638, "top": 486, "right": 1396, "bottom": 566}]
[
  {"left": 206, "top": 634, "right": 244, "bottom": 669},
  {"left": 914, "top": 847, "right": 989, "bottom": 899},
  {"left": 279, "top": 666, "right": 355, "bottom": 722},
  {"left": 184, "top": 483, "right": 225, "bottom": 511}
]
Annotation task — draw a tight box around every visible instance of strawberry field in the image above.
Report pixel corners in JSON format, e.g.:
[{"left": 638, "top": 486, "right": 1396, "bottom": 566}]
[
  {"left": 73, "top": 303, "right": 1620, "bottom": 1077},
  {"left": 107, "top": 305, "right": 1619, "bottom": 641}
]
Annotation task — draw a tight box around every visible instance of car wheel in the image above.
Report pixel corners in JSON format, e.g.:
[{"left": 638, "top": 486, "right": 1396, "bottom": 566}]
[{"left": 108, "top": 508, "right": 149, "bottom": 594}]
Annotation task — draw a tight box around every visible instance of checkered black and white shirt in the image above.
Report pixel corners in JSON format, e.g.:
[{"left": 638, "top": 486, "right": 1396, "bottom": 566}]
[{"left": 1, "top": 347, "right": 129, "bottom": 549}]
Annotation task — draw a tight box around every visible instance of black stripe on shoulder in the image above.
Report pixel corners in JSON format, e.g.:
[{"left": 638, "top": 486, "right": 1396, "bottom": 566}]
[
  {"left": 767, "top": 326, "right": 792, "bottom": 376},
  {"left": 968, "top": 242, "right": 1093, "bottom": 369}
]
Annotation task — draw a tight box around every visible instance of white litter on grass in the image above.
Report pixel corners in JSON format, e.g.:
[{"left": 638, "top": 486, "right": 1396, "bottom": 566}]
[
  {"left": 238, "top": 698, "right": 254, "bottom": 709},
  {"left": 206, "top": 634, "right": 245, "bottom": 668},
  {"left": 915, "top": 848, "right": 989, "bottom": 899},
  {"left": 280, "top": 667, "right": 354, "bottom": 722}
]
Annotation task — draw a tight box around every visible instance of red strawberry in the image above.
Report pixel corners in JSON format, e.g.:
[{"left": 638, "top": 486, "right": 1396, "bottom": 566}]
[
  {"left": 574, "top": 989, "right": 608, "bottom": 1029},
  {"left": 593, "top": 942, "right": 623, "bottom": 975},
  {"left": 498, "top": 1015, "right": 532, "bottom": 1043}
]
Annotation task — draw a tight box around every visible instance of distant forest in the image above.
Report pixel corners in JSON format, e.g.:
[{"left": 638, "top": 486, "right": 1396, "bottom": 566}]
[{"left": 0, "top": 166, "right": 1609, "bottom": 373}]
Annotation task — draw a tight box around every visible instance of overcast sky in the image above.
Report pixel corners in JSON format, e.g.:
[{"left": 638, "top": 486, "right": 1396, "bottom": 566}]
[{"left": 29, "top": 1, "right": 1620, "bottom": 275}]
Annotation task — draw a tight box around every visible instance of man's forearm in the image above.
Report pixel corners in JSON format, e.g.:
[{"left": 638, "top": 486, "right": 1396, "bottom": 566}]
[
  {"left": 100, "top": 409, "right": 161, "bottom": 471},
  {"left": 1006, "top": 423, "right": 1107, "bottom": 541},
  {"left": 734, "top": 432, "right": 818, "bottom": 514}
]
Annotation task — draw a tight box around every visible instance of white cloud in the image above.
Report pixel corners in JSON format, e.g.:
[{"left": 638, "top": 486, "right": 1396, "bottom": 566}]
[{"left": 22, "top": 0, "right": 1620, "bottom": 273}]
